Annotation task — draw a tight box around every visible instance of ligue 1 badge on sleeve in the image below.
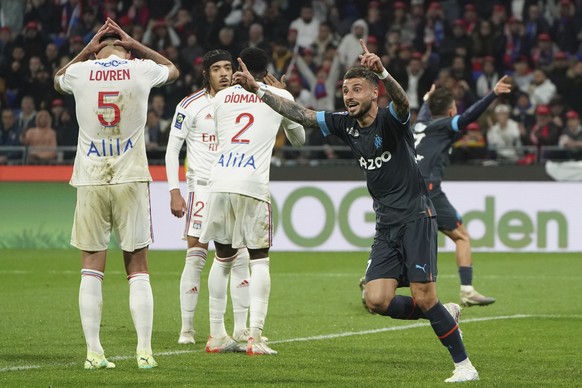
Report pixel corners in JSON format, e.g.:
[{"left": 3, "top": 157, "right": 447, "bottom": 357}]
[{"left": 175, "top": 112, "right": 185, "bottom": 129}]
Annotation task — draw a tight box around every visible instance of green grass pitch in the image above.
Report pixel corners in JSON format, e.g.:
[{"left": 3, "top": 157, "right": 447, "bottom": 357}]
[{"left": 0, "top": 250, "right": 580, "bottom": 387}]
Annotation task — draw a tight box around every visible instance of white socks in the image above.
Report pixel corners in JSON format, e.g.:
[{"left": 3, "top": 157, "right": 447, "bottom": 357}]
[
  {"left": 249, "top": 258, "right": 270, "bottom": 340},
  {"left": 231, "top": 249, "right": 250, "bottom": 334},
  {"left": 79, "top": 269, "right": 104, "bottom": 355},
  {"left": 128, "top": 273, "right": 154, "bottom": 354},
  {"left": 180, "top": 247, "right": 207, "bottom": 333},
  {"left": 208, "top": 253, "right": 236, "bottom": 338}
]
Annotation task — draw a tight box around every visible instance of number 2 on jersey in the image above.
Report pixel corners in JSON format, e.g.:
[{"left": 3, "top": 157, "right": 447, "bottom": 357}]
[
  {"left": 231, "top": 113, "right": 254, "bottom": 144},
  {"left": 98, "top": 91, "right": 121, "bottom": 127}
]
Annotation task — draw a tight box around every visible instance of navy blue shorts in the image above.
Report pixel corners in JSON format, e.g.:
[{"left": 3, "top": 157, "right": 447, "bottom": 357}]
[
  {"left": 429, "top": 185, "right": 462, "bottom": 232},
  {"left": 365, "top": 216, "right": 438, "bottom": 285}
]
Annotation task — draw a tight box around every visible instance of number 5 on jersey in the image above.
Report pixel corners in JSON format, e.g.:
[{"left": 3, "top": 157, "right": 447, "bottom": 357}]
[
  {"left": 231, "top": 113, "right": 254, "bottom": 144},
  {"left": 98, "top": 91, "right": 121, "bottom": 127}
]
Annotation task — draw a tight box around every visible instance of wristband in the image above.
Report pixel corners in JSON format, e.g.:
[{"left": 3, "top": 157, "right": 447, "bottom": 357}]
[
  {"left": 376, "top": 69, "right": 389, "bottom": 79},
  {"left": 255, "top": 84, "right": 267, "bottom": 98}
]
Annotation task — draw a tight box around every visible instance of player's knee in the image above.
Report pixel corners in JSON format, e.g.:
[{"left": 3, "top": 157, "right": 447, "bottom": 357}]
[{"left": 365, "top": 290, "right": 394, "bottom": 313}]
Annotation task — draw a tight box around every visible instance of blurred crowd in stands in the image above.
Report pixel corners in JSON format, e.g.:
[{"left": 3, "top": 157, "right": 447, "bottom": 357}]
[{"left": 1, "top": 0, "right": 582, "bottom": 165}]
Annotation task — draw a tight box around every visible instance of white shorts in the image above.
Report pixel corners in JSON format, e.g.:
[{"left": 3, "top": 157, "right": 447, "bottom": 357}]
[
  {"left": 199, "top": 192, "right": 272, "bottom": 250},
  {"left": 71, "top": 182, "right": 153, "bottom": 252},
  {"left": 183, "top": 183, "right": 210, "bottom": 239}
]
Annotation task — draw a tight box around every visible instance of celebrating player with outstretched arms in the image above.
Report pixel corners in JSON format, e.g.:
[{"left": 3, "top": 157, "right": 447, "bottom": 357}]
[{"left": 232, "top": 40, "right": 479, "bottom": 382}]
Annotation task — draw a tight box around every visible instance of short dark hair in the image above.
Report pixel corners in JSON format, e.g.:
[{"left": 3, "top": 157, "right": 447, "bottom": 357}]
[
  {"left": 98, "top": 32, "right": 122, "bottom": 43},
  {"left": 343, "top": 67, "right": 379, "bottom": 87},
  {"left": 428, "top": 87, "right": 454, "bottom": 116},
  {"left": 239, "top": 47, "right": 268, "bottom": 79}
]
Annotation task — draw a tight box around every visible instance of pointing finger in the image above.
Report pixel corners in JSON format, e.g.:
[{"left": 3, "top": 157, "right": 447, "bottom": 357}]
[
  {"left": 237, "top": 57, "right": 248, "bottom": 73},
  {"left": 359, "top": 39, "right": 370, "bottom": 54}
]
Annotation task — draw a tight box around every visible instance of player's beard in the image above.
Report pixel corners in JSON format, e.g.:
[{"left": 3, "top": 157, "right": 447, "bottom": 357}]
[{"left": 349, "top": 99, "right": 373, "bottom": 120}]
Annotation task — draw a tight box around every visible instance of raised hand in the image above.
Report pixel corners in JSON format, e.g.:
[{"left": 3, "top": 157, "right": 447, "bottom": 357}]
[
  {"left": 104, "top": 17, "right": 135, "bottom": 51},
  {"left": 264, "top": 72, "right": 286, "bottom": 89},
  {"left": 358, "top": 39, "right": 384, "bottom": 73},
  {"left": 494, "top": 75, "right": 512, "bottom": 96},
  {"left": 85, "top": 23, "right": 113, "bottom": 55},
  {"left": 232, "top": 57, "right": 260, "bottom": 93}
]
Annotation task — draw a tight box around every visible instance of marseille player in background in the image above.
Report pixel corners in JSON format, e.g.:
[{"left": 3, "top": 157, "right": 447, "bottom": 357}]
[
  {"left": 54, "top": 18, "right": 178, "bottom": 369},
  {"left": 412, "top": 78, "right": 512, "bottom": 307},
  {"left": 232, "top": 40, "right": 479, "bottom": 382}
]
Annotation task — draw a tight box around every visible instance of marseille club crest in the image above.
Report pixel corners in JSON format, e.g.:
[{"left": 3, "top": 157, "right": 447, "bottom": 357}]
[{"left": 374, "top": 135, "right": 383, "bottom": 149}]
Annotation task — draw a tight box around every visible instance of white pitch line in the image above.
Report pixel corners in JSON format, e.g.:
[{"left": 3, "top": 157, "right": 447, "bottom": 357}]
[{"left": 1, "top": 313, "right": 581, "bottom": 373}]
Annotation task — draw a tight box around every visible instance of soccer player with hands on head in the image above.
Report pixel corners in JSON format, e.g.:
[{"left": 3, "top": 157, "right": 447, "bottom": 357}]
[
  {"left": 233, "top": 39, "right": 479, "bottom": 382},
  {"left": 54, "top": 17, "right": 178, "bottom": 370}
]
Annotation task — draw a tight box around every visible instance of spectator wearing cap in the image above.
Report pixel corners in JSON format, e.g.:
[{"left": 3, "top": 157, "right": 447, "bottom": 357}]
[
  {"left": 365, "top": 1, "right": 386, "bottom": 44},
  {"left": 559, "top": 110, "right": 582, "bottom": 159},
  {"left": 487, "top": 104, "right": 522, "bottom": 161},
  {"left": 451, "top": 122, "right": 487, "bottom": 163},
  {"left": 24, "top": 0, "right": 60, "bottom": 36},
  {"left": 551, "top": 0, "right": 579, "bottom": 54},
  {"left": 14, "top": 21, "right": 49, "bottom": 59},
  {"left": 476, "top": 56, "right": 500, "bottom": 98},
  {"left": 337, "top": 18, "right": 368, "bottom": 69},
  {"left": 289, "top": 4, "right": 320, "bottom": 49},
  {"left": 143, "top": 19, "right": 181, "bottom": 53},
  {"left": 531, "top": 33, "right": 556, "bottom": 68},
  {"left": 527, "top": 68, "right": 557, "bottom": 106},
  {"left": 528, "top": 104, "right": 561, "bottom": 149},
  {"left": 50, "top": 98, "right": 65, "bottom": 127}
]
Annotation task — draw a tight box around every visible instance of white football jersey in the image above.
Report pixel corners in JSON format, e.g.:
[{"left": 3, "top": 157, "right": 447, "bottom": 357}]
[
  {"left": 57, "top": 54, "right": 169, "bottom": 186},
  {"left": 210, "top": 83, "right": 302, "bottom": 202},
  {"left": 168, "top": 89, "right": 218, "bottom": 192}
]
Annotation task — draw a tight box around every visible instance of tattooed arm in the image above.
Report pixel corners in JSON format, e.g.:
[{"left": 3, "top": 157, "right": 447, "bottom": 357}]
[
  {"left": 358, "top": 39, "right": 409, "bottom": 120},
  {"left": 233, "top": 57, "right": 319, "bottom": 127}
]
